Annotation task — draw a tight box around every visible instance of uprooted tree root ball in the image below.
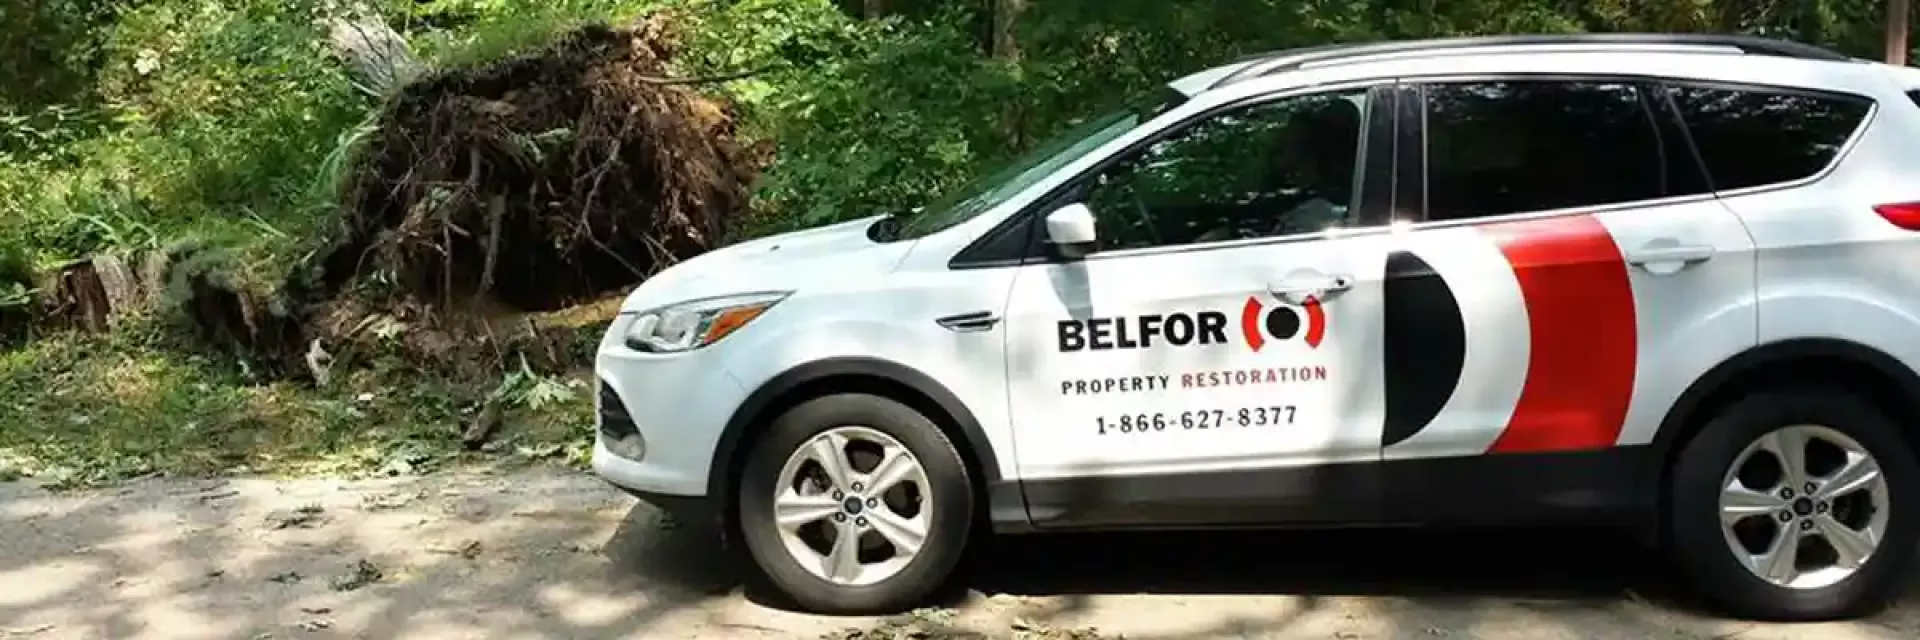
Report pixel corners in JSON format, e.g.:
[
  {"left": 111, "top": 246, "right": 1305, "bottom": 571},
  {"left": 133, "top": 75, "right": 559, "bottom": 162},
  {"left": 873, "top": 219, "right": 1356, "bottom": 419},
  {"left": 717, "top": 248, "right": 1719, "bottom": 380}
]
[
  {"left": 17, "top": 16, "right": 767, "bottom": 383},
  {"left": 303, "top": 15, "right": 761, "bottom": 314}
]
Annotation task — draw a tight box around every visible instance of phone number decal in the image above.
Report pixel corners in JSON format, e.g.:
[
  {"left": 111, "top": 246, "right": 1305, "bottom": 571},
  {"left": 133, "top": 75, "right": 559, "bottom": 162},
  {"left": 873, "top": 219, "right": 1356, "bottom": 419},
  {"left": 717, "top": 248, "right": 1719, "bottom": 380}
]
[{"left": 1094, "top": 406, "right": 1296, "bottom": 435}]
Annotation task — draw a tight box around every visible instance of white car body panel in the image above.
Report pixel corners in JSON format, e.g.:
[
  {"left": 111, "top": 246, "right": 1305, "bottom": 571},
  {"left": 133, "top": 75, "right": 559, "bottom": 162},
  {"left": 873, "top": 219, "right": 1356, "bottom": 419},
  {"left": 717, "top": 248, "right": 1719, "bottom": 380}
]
[
  {"left": 1369, "top": 224, "right": 1532, "bottom": 460},
  {"left": 590, "top": 38, "right": 1920, "bottom": 540},
  {"left": 1003, "top": 231, "right": 1397, "bottom": 480},
  {"left": 710, "top": 263, "right": 1026, "bottom": 481}
]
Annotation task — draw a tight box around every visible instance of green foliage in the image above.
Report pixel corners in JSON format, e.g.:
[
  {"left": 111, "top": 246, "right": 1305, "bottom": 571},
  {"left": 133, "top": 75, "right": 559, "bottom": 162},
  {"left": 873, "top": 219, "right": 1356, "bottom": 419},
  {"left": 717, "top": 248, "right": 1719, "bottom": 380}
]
[
  {"left": 405, "top": 0, "right": 665, "bottom": 67},
  {"left": 0, "top": 0, "right": 137, "bottom": 111},
  {"left": 0, "top": 314, "right": 596, "bottom": 486},
  {"left": 0, "top": 0, "right": 1913, "bottom": 484},
  {"left": 0, "top": 104, "right": 111, "bottom": 165},
  {"left": 156, "top": 239, "right": 237, "bottom": 309},
  {"left": 490, "top": 355, "right": 584, "bottom": 412},
  {"left": 4, "top": 0, "right": 1912, "bottom": 260},
  {"left": 0, "top": 242, "right": 33, "bottom": 311},
  {"left": 718, "top": 0, "right": 1912, "bottom": 237},
  {"left": 704, "top": 1, "right": 1028, "bottom": 230},
  {"left": 1, "top": 0, "right": 372, "bottom": 270}
]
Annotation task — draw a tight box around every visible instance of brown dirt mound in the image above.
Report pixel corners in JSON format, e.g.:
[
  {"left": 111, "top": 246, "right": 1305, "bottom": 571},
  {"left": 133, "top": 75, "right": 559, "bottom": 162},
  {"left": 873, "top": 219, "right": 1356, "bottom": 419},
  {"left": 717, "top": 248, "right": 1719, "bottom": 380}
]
[
  {"left": 15, "top": 17, "right": 757, "bottom": 387},
  {"left": 300, "top": 15, "right": 760, "bottom": 314}
]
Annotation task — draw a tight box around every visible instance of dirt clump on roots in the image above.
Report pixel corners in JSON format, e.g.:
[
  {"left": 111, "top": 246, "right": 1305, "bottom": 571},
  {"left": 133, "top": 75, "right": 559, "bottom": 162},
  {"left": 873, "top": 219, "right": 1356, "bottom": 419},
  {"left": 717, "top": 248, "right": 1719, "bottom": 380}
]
[
  {"left": 299, "top": 15, "right": 760, "bottom": 316},
  {"left": 226, "top": 14, "right": 771, "bottom": 382},
  {"left": 23, "top": 16, "right": 766, "bottom": 383}
]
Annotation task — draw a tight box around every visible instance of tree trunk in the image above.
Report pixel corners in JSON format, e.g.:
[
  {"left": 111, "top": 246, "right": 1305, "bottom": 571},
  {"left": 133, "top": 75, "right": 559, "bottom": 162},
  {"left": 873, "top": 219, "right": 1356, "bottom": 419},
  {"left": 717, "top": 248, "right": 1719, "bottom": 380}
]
[
  {"left": 987, "top": 0, "right": 1029, "bottom": 152},
  {"left": 1890, "top": 0, "right": 1911, "bottom": 65},
  {"left": 989, "top": 0, "right": 1026, "bottom": 61},
  {"left": 863, "top": 0, "right": 883, "bottom": 19}
]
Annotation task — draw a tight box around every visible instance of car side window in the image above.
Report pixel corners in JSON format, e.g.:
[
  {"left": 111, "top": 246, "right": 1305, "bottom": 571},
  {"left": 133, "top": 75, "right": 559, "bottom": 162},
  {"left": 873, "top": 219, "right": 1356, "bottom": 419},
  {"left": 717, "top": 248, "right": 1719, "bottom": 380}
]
[
  {"left": 1423, "top": 81, "right": 1674, "bottom": 222},
  {"left": 1081, "top": 89, "right": 1370, "bottom": 252},
  {"left": 1665, "top": 85, "right": 1874, "bottom": 192}
]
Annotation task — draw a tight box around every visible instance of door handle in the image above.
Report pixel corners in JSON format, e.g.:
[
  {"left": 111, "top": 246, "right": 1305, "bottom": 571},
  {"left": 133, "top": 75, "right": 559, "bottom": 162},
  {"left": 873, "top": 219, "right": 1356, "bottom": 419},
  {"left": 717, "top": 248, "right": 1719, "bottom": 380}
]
[
  {"left": 1267, "top": 272, "right": 1354, "bottom": 303},
  {"left": 1624, "top": 240, "right": 1715, "bottom": 274},
  {"left": 935, "top": 311, "right": 1001, "bottom": 333}
]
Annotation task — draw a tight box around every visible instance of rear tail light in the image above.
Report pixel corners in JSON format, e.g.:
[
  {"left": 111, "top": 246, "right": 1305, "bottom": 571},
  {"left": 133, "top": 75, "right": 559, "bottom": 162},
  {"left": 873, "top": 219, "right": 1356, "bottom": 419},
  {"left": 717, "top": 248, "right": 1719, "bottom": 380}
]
[{"left": 1873, "top": 202, "right": 1920, "bottom": 230}]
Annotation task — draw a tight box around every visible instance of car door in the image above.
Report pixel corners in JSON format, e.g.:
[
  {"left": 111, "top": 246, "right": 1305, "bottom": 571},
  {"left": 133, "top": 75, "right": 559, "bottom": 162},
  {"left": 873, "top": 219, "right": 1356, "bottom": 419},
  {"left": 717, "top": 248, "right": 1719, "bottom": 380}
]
[
  {"left": 1375, "top": 78, "right": 1759, "bottom": 524},
  {"left": 1001, "top": 84, "right": 1401, "bottom": 529}
]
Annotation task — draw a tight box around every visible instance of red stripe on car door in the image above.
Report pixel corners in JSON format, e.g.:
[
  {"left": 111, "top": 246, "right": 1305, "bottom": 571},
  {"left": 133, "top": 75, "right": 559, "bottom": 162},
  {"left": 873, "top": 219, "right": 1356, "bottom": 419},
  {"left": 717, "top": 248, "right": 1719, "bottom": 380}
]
[{"left": 1477, "top": 214, "right": 1637, "bottom": 454}]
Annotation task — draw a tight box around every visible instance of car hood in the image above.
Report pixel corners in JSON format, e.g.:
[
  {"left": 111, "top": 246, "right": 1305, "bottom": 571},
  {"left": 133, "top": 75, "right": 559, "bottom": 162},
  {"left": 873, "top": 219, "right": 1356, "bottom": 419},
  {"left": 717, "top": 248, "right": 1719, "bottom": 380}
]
[
  {"left": 714, "top": 214, "right": 887, "bottom": 260},
  {"left": 619, "top": 215, "right": 909, "bottom": 312}
]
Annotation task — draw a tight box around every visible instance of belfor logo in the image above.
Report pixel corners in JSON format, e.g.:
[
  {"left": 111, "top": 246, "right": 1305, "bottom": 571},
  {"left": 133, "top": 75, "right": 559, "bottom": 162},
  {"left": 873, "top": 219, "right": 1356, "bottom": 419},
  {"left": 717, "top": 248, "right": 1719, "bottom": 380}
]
[
  {"left": 1239, "top": 295, "right": 1326, "bottom": 351},
  {"left": 1055, "top": 296, "right": 1327, "bottom": 353}
]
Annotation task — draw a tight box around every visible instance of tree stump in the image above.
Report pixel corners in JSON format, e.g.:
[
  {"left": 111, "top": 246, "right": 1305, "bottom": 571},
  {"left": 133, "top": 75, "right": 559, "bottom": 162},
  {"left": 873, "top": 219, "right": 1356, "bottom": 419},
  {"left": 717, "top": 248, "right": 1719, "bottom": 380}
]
[{"left": 49, "top": 259, "right": 110, "bottom": 332}]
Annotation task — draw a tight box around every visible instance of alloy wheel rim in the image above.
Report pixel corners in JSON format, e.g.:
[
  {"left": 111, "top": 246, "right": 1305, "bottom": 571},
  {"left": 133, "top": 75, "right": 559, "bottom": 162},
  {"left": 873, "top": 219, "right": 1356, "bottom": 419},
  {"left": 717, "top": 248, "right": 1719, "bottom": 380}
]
[
  {"left": 772, "top": 426, "right": 932, "bottom": 586},
  {"left": 1718, "top": 424, "right": 1890, "bottom": 590}
]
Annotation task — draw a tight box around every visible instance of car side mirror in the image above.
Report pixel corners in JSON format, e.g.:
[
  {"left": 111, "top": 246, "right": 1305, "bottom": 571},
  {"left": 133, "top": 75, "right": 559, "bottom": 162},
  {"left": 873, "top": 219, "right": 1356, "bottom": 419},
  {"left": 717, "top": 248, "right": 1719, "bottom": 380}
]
[{"left": 1044, "top": 203, "right": 1098, "bottom": 260}]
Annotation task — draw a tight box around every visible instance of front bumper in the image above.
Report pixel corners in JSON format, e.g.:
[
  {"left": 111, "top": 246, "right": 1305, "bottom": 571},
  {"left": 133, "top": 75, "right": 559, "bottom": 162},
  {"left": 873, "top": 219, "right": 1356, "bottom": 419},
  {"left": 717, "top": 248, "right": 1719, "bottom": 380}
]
[{"left": 591, "top": 318, "right": 751, "bottom": 510}]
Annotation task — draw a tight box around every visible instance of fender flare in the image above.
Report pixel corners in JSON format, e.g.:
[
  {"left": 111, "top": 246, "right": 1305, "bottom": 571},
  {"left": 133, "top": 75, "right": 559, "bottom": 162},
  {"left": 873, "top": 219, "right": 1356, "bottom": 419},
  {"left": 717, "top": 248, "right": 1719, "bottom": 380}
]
[
  {"left": 707, "top": 356, "right": 1004, "bottom": 499},
  {"left": 1644, "top": 337, "right": 1920, "bottom": 502}
]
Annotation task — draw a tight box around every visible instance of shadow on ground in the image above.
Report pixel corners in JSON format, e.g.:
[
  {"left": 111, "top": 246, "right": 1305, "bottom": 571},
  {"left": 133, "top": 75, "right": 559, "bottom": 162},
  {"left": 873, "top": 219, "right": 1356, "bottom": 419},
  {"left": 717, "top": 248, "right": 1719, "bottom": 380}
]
[
  {"left": 619, "top": 509, "right": 1678, "bottom": 605},
  {"left": 961, "top": 526, "right": 1670, "bottom": 601},
  {"left": 645, "top": 495, "right": 1920, "bottom": 639},
  {"left": 9, "top": 476, "right": 1920, "bottom": 640}
]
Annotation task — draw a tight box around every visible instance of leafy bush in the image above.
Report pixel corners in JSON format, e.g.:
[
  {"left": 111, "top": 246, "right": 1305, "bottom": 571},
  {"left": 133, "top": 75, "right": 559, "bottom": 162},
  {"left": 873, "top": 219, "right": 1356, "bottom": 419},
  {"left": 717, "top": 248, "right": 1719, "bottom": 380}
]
[
  {"left": 0, "top": 240, "right": 32, "bottom": 306},
  {"left": 1, "top": 0, "right": 373, "bottom": 271},
  {"left": 708, "top": 2, "right": 1025, "bottom": 231}
]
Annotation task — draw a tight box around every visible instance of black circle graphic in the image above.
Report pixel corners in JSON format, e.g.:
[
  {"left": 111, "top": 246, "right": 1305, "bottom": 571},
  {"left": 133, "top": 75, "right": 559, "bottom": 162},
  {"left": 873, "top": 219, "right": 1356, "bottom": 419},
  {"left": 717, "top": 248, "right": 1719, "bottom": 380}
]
[{"left": 1264, "top": 306, "right": 1301, "bottom": 340}]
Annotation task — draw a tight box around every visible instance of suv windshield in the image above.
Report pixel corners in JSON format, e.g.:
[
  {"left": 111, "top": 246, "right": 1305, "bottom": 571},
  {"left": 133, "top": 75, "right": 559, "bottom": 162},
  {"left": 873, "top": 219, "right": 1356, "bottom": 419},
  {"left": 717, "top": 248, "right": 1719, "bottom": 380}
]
[{"left": 876, "top": 88, "right": 1189, "bottom": 241}]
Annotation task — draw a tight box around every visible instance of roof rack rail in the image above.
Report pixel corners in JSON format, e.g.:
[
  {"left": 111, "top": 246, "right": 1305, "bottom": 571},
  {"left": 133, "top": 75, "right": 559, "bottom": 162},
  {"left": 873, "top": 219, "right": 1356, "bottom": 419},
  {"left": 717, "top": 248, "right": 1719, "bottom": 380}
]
[
  {"left": 1225, "top": 43, "right": 1347, "bottom": 64},
  {"left": 1214, "top": 33, "right": 1851, "bottom": 88}
]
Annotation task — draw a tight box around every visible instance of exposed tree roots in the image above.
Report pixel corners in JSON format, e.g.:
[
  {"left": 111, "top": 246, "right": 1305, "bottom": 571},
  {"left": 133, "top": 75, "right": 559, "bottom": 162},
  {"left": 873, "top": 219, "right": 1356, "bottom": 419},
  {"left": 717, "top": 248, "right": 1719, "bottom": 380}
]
[{"left": 23, "top": 15, "right": 762, "bottom": 385}]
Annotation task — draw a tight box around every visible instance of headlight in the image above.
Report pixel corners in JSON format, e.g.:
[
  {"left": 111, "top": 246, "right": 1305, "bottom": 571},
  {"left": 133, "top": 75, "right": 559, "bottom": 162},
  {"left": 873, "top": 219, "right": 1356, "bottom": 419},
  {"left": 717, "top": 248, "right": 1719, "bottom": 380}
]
[{"left": 623, "top": 291, "right": 789, "bottom": 353}]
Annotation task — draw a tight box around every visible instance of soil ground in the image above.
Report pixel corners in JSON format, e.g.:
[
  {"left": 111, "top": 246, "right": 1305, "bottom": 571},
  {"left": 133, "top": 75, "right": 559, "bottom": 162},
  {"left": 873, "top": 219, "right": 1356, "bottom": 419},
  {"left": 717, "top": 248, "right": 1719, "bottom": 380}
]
[{"left": 5, "top": 470, "right": 1920, "bottom": 639}]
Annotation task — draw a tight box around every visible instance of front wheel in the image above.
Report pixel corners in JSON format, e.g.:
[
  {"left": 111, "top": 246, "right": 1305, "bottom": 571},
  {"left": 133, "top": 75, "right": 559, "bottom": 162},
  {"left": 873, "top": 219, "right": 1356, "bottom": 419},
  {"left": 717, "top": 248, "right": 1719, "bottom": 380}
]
[
  {"left": 1669, "top": 390, "right": 1920, "bottom": 621},
  {"left": 736, "top": 393, "right": 975, "bottom": 614}
]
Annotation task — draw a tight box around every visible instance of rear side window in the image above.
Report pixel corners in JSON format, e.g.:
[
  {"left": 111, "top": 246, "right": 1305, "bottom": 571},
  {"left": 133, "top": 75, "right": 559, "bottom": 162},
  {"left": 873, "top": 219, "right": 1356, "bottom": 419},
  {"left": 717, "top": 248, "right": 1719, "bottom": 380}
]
[
  {"left": 1421, "top": 80, "right": 1679, "bottom": 221},
  {"left": 1665, "top": 86, "right": 1873, "bottom": 192},
  {"left": 1908, "top": 90, "right": 1920, "bottom": 107}
]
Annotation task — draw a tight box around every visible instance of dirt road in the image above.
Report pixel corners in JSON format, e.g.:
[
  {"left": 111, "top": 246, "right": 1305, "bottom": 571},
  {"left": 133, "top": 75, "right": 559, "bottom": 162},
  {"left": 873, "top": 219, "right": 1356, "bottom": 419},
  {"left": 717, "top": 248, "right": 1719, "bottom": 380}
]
[{"left": 3, "top": 470, "right": 1919, "bottom": 639}]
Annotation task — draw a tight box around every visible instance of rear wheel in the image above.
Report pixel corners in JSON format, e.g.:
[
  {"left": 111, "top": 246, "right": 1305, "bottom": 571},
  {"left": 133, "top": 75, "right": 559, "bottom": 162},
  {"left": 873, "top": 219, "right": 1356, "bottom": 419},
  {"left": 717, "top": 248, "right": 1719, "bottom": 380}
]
[
  {"left": 736, "top": 393, "right": 974, "bottom": 614},
  {"left": 1669, "top": 390, "right": 1920, "bottom": 620}
]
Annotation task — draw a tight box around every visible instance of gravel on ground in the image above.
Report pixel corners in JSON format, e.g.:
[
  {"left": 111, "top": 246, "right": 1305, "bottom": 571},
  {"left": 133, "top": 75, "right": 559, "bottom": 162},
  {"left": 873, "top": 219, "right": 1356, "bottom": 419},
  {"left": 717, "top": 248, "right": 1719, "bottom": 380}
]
[{"left": 4, "top": 470, "right": 1919, "bottom": 639}]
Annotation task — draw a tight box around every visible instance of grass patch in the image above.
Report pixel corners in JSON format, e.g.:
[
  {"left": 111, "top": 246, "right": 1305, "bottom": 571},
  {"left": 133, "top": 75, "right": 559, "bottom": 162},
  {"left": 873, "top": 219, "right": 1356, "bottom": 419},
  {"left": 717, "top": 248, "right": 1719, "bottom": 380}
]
[{"left": 0, "top": 316, "right": 592, "bottom": 488}]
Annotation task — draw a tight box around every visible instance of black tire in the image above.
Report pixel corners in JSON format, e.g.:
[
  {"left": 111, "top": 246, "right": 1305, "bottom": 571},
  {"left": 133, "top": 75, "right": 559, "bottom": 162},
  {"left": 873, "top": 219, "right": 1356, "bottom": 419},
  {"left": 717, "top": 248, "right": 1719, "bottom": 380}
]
[
  {"left": 735, "top": 393, "right": 975, "bottom": 614},
  {"left": 1669, "top": 389, "right": 1920, "bottom": 621}
]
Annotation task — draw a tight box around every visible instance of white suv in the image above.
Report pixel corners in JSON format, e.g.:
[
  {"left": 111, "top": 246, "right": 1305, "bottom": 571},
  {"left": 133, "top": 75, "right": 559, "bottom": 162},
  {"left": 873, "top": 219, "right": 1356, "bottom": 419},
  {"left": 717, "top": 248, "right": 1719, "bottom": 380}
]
[{"left": 593, "top": 33, "right": 1920, "bottom": 620}]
